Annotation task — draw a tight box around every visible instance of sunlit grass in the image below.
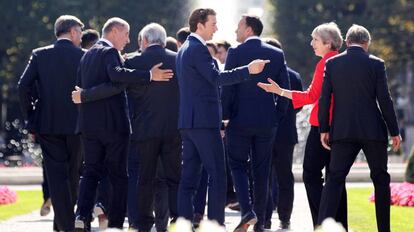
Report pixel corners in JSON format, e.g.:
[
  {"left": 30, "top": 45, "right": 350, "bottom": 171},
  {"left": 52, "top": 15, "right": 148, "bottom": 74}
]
[
  {"left": 348, "top": 187, "right": 414, "bottom": 232},
  {"left": 0, "top": 190, "right": 42, "bottom": 221}
]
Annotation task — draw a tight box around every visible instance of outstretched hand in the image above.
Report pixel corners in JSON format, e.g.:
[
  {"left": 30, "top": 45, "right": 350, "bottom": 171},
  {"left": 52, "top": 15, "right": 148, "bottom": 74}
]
[
  {"left": 151, "top": 63, "right": 174, "bottom": 81},
  {"left": 257, "top": 78, "right": 282, "bottom": 95},
  {"left": 248, "top": 59, "right": 270, "bottom": 74}
]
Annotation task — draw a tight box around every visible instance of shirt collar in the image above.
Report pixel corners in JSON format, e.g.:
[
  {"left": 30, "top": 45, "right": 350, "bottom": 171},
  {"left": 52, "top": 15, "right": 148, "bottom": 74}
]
[
  {"left": 99, "top": 38, "right": 114, "bottom": 47},
  {"left": 349, "top": 44, "right": 363, "bottom": 48},
  {"left": 190, "top": 33, "right": 206, "bottom": 45},
  {"left": 244, "top": 36, "right": 261, "bottom": 43},
  {"left": 57, "top": 38, "right": 72, "bottom": 42}
]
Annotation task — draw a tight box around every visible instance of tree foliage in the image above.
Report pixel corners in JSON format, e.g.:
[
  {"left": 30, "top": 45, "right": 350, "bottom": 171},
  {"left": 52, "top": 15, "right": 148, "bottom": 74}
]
[
  {"left": 0, "top": 0, "right": 191, "bottom": 126},
  {"left": 269, "top": 0, "right": 414, "bottom": 86}
]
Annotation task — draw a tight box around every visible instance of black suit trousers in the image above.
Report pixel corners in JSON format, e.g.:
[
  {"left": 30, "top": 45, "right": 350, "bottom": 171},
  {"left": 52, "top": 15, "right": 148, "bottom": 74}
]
[
  {"left": 268, "top": 141, "right": 295, "bottom": 222},
  {"left": 37, "top": 134, "right": 82, "bottom": 231},
  {"left": 302, "top": 126, "right": 348, "bottom": 229},
  {"left": 136, "top": 135, "right": 182, "bottom": 231},
  {"left": 76, "top": 132, "right": 129, "bottom": 228},
  {"left": 318, "top": 140, "right": 390, "bottom": 232}
]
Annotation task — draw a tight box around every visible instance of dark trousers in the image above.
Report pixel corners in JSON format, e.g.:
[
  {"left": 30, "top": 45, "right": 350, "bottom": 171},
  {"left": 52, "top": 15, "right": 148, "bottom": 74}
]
[
  {"left": 37, "top": 134, "right": 81, "bottom": 231},
  {"left": 154, "top": 161, "right": 170, "bottom": 232},
  {"left": 193, "top": 168, "right": 208, "bottom": 215},
  {"left": 76, "top": 133, "right": 129, "bottom": 229},
  {"left": 303, "top": 126, "right": 348, "bottom": 229},
  {"left": 136, "top": 136, "right": 182, "bottom": 231},
  {"left": 266, "top": 142, "right": 295, "bottom": 223},
  {"left": 41, "top": 161, "right": 50, "bottom": 201},
  {"left": 178, "top": 128, "right": 227, "bottom": 225},
  {"left": 128, "top": 143, "right": 171, "bottom": 230},
  {"left": 127, "top": 140, "right": 140, "bottom": 228},
  {"left": 318, "top": 140, "right": 390, "bottom": 232},
  {"left": 226, "top": 126, "right": 276, "bottom": 227}
]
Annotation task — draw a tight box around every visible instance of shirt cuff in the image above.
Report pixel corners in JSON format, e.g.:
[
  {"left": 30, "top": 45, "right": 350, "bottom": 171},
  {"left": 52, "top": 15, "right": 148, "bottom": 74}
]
[{"left": 149, "top": 70, "right": 152, "bottom": 81}]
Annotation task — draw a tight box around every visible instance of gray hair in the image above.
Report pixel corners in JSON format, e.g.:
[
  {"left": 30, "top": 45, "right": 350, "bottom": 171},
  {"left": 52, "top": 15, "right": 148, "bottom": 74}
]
[
  {"left": 345, "top": 24, "right": 371, "bottom": 45},
  {"left": 102, "top": 17, "right": 130, "bottom": 36},
  {"left": 54, "top": 15, "right": 84, "bottom": 37},
  {"left": 139, "top": 23, "right": 167, "bottom": 47},
  {"left": 312, "top": 22, "right": 343, "bottom": 51}
]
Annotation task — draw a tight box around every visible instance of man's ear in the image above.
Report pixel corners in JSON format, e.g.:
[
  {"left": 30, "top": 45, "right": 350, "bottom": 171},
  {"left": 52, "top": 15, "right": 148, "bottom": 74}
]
[{"left": 197, "top": 22, "right": 204, "bottom": 31}]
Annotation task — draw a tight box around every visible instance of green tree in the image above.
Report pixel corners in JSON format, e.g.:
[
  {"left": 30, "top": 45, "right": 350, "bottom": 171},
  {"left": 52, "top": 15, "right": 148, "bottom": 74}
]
[
  {"left": 0, "top": 0, "right": 191, "bottom": 132},
  {"left": 269, "top": 0, "right": 414, "bottom": 87}
]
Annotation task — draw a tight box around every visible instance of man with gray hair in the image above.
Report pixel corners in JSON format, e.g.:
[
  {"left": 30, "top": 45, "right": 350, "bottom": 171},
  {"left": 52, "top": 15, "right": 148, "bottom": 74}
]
[
  {"left": 18, "top": 15, "right": 85, "bottom": 232},
  {"left": 72, "top": 17, "right": 173, "bottom": 231},
  {"left": 318, "top": 24, "right": 401, "bottom": 232}
]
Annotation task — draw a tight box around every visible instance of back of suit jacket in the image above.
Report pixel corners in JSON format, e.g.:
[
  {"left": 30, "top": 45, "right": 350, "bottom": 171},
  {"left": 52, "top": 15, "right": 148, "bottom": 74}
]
[
  {"left": 18, "top": 39, "right": 85, "bottom": 134},
  {"left": 222, "top": 38, "right": 290, "bottom": 128},
  {"left": 125, "top": 45, "right": 179, "bottom": 141},
  {"left": 77, "top": 41, "right": 137, "bottom": 134},
  {"left": 319, "top": 46, "right": 399, "bottom": 141}
]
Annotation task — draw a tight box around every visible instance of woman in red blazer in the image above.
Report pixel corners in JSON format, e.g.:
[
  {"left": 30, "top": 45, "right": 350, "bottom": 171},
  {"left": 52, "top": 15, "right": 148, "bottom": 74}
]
[{"left": 258, "top": 22, "right": 348, "bottom": 230}]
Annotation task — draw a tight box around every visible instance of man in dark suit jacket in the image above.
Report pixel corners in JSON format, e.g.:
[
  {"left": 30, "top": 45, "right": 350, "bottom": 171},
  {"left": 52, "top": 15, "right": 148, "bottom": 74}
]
[
  {"left": 262, "top": 38, "right": 303, "bottom": 230},
  {"left": 73, "top": 17, "right": 173, "bottom": 231},
  {"left": 176, "top": 8, "right": 269, "bottom": 227},
  {"left": 221, "top": 16, "right": 290, "bottom": 232},
  {"left": 318, "top": 25, "right": 401, "bottom": 232},
  {"left": 77, "top": 22, "right": 181, "bottom": 232},
  {"left": 18, "top": 15, "right": 85, "bottom": 231}
]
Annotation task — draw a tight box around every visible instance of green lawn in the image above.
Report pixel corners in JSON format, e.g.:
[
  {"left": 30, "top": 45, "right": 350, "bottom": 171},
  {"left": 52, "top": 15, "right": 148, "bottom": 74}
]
[
  {"left": 348, "top": 187, "right": 414, "bottom": 232},
  {"left": 0, "top": 190, "right": 43, "bottom": 221}
]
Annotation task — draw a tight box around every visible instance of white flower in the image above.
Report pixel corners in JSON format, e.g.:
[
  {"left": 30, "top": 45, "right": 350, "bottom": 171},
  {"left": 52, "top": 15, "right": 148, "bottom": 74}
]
[{"left": 315, "top": 218, "right": 346, "bottom": 232}]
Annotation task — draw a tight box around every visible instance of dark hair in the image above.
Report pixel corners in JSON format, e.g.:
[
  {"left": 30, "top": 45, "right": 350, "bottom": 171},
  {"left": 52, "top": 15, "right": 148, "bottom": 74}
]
[
  {"left": 216, "top": 40, "right": 231, "bottom": 51},
  {"left": 176, "top": 27, "right": 191, "bottom": 44},
  {"left": 166, "top": 36, "right": 178, "bottom": 52},
  {"left": 206, "top": 42, "right": 217, "bottom": 54},
  {"left": 189, "top": 8, "right": 216, "bottom": 32},
  {"left": 54, "top": 15, "right": 84, "bottom": 37},
  {"left": 262, "top": 37, "right": 282, "bottom": 49},
  {"left": 243, "top": 15, "right": 263, "bottom": 36},
  {"left": 81, "top": 29, "right": 100, "bottom": 49}
]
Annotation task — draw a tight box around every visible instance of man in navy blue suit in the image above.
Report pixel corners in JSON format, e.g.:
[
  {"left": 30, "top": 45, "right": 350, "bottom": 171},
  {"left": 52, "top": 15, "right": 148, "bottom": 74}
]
[
  {"left": 73, "top": 17, "right": 173, "bottom": 231},
  {"left": 18, "top": 15, "right": 85, "bottom": 232},
  {"left": 176, "top": 8, "right": 270, "bottom": 228},
  {"left": 221, "top": 15, "right": 290, "bottom": 232}
]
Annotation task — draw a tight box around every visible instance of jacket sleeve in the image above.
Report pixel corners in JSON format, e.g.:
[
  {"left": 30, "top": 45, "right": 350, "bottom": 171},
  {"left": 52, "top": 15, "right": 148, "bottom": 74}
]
[
  {"left": 104, "top": 48, "right": 151, "bottom": 84},
  {"left": 17, "top": 51, "right": 38, "bottom": 120},
  {"left": 318, "top": 61, "right": 333, "bottom": 133},
  {"left": 80, "top": 82, "right": 127, "bottom": 103},
  {"left": 290, "top": 71, "right": 304, "bottom": 113},
  {"left": 375, "top": 60, "right": 399, "bottom": 136},
  {"left": 193, "top": 45, "right": 250, "bottom": 86}
]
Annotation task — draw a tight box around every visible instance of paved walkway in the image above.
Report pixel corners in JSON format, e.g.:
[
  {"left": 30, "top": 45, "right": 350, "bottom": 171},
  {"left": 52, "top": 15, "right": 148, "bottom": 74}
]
[{"left": 0, "top": 184, "right": 322, "bottom": 232}]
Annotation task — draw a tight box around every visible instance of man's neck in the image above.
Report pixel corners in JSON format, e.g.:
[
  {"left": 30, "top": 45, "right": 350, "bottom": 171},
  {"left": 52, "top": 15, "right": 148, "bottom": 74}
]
[
  {"left": 101, "top": 37, "right": 115, "bottom": 48},
  {"left": 191, "top": 32, "right": 207, "bottom": 45},
  {"left": 244, "top": 35, "right": 260, "bottom": 43}
]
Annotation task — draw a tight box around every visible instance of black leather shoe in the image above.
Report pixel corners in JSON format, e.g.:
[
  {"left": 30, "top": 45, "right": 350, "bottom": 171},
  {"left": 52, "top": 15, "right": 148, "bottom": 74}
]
[
  {"left": 280, "top": 220, "right": 290, "bottom": 229},
  {"left": 74, "top": 215, "right": 91, "bottom": 232},
  {"left": 264, "top": 220, "right": 271, "bottom": 229},
  {"left": 253, "top": 224, "right": 265, "bottom": 232},
  {"left": 233, "top": 211, "right": 257, "bottom": 232},
  {"left": 193, "top": 213, "right": 203, "bottom": 228}
]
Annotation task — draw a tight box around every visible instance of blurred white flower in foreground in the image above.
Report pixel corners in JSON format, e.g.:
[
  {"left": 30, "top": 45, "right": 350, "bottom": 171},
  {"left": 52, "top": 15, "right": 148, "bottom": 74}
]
[{"left": 315, "top": 218, "right": 347, "bottom": 232}]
